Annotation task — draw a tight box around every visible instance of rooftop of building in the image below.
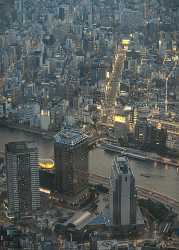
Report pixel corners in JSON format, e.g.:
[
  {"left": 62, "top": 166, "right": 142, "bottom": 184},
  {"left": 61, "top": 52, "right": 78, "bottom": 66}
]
[
  {"left": 113, "top": 156, "right": 132, "bottom": 176},
  {"left": 6, "top": 141, "right": 37, "bottom": 153},
  {"left": 88, "top": 214, "right": 111, "bottom": 226},
  {"left": 54, "top": 128, "right": 88, "bottom": 146},
  {"left": 97, "top": 240, "right": 118, "bottom": 250},
  {"left": 97, "top": 240, "right": 135, "bottom": 250},
  {"left": 64, "top": 210, "right": 96, "bottom": 230}
]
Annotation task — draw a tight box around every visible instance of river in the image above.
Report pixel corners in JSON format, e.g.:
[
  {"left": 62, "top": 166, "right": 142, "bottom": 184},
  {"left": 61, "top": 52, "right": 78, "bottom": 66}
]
[{"left": 0, "top": 127, "right": 179, "bottom": 201}]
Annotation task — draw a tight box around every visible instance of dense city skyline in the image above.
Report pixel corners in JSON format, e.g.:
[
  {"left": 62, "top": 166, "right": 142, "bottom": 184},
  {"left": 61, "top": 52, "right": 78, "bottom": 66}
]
[{"left": 0, "top": 0, "right": 179, "bottom": 249}]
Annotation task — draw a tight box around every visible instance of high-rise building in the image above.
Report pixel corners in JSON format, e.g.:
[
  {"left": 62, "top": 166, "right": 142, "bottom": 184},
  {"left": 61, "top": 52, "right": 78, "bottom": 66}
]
[
  {"left": 110, "top": 157, "right": 136, "bottom": 226},
  {"left": 54, "top": 129, "right": 88, "bottom": 193},
  {"left": 135, "top": 119, "right": 167, "bottom": 150},
  {"left": 134, "top": 118, "right": 150, "bottom": 145},
  {"left": 6, "top": 142, "right": 40, "bottom": 218},
  {"left": 58, "top": 6, "right": 65, "bottom": 21}
]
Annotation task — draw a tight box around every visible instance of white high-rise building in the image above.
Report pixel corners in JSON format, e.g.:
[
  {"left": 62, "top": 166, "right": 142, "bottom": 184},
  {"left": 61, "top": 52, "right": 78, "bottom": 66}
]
[
  {"left": 110, "top": 157, "right": 136, "bottom": 226},
  {"left": 6, "top": 142, "right": 40, "bottom": 218}
]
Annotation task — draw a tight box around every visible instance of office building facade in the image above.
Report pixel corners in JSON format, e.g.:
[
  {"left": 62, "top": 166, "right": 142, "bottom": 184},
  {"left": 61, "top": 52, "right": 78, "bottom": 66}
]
[
  {"left": 54, "top": 129, "right": 88, "bottom": 193},
  {"left": 110, "top": 157, "right": 136, "bottom": 226},
  {"left": 6, "top": 141, "right": 40, "bottom": 218}
]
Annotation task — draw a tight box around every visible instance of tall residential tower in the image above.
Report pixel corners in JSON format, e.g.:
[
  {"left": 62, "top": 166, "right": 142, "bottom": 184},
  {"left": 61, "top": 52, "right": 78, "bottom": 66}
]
[{"left": 6, "top": 141, "right": 40, "bottom": 218}]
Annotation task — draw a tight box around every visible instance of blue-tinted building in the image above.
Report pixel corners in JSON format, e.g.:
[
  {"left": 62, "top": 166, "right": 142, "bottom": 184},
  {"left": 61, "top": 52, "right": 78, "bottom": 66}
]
[{"left": 110, "top": 157, "right": 136, "bottom": 226}]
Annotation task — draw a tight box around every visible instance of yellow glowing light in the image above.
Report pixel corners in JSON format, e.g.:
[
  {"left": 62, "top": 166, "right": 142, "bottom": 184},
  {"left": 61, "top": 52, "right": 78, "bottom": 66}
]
[
  {"left": 41, "top": 109, "right": 50, "bottom": 116},
  {"left": 173, "top": 55, "right": 179, "bottom": 61},
  {"left": 39, "top": 188, "right": 50, "bottom": 194},
  {"left": 114, "top": 115, "right": 126, "bottom": 123},
  {"left": 173, "top": 46, "right": 177, "bottom": 52},
  {"left": 121, "top": 39, "right": 130, "bottom": 46},
  {"left": 39, "top": 159, "right": 55, "bottom": 170},
  {"left": 124, "top": 105, "right": 132, "bottom": 111},
  {"left": 106, "top": 71, "right": 110, "bottom": 79},
  {"left": 97, "top": 105, "right": 102, "bottom": 110},
  {"left": 157, "top": 123, "right": 162, "bottom": 129}
]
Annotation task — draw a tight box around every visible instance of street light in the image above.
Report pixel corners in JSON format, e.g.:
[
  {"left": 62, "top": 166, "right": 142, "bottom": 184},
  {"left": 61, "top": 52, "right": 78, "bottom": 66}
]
[{"left": 165, "top": 77, "right": 168, "bottom": 115}]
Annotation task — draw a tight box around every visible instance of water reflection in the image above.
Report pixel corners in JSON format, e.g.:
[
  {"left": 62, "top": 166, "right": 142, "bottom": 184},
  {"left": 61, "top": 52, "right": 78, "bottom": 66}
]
[{"left": 0, "top": 127, "right": 179, "bottom": 200}]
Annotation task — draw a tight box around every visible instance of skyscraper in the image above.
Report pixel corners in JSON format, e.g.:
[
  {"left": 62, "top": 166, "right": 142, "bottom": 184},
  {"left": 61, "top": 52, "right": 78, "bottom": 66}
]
[
  {"left": 110, "top": 157, "right": 136, "bottom": 226},
  {"left": 6, "top": 142, "right": 40, "bottom": 218},
  {"left": 54, "top": 129, "right": 88, "bottom": 193}
]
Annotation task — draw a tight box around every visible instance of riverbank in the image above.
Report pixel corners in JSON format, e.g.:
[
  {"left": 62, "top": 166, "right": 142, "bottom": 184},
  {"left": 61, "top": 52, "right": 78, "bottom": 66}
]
[
  {"left": 1, "top": 119, "right": 179, "bottom": 167},
  {"left": 0, "top": 120, "right": 54, "bottom": 140}
]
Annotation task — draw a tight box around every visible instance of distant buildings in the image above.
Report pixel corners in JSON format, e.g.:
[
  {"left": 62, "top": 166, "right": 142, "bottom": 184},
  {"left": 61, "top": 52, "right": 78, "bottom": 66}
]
[
  {"left": 135, "top": 119, "right": 167, "bottom": 150},
  {"left": 54, "top": 129, "right": 89, "bottom": 193},
  {"left": 114, "top": 113, "right": 128, "bottom": 146},
  {"left": 134, "top": 118, "right": 149, "bottom": 145},
  {"left": 6, "top": 141, "right": 40, "bottom": 218},
  {"left": 148, "top": 118, "right": 179, "bottom": 152},
  {"left": 110, "top": 157, "right": 136, "bottom": 227}
]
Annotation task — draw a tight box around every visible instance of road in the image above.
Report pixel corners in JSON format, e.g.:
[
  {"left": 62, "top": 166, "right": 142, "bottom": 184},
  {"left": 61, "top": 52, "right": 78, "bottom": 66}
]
[
  {"left": 104, "top": 47, "right": 126, "bottom": 121},
  {"left": 137, "top": 186, "right": 179, "bottom": 214},
  {"left": 88, "top": 173, "right": 179, "bottom": 214}
]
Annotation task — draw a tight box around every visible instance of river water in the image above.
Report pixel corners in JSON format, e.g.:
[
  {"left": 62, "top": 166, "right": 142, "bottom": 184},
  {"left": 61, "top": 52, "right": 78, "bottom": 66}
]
[{"left": 0, "top": 127, "right": 179, "bottom": 201}]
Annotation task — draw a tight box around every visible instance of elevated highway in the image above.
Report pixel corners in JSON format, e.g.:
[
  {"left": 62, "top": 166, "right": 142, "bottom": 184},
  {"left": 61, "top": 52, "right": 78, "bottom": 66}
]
[
  {"left": 88, "top": 173, "right": 179, "bottom": 214},
  {"left": 136, "top": 185, "right": 179, "bottom": 213}
]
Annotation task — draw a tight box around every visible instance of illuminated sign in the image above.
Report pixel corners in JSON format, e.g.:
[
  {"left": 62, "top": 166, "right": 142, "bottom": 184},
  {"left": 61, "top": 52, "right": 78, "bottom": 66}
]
[
  {"left": 157, "top": 123, "right": 162, "bottom": 129},
  {"left": 96, "top": 104, "right": 102, "bottom": 110},
  {"left": 39, "top": 188, "right": 50, "bottom": 194},
  {"left": 114, "top": 115, "right": 126, "bottom": 123},
  {"left": 39, "top": 159, "right": 55, "bottom": 170},
  {"left": 106, "top": 71, "right": 110, "bottom": 79},
  {"left": 121, "top": 39, "right": 130, "bottom": 46}
]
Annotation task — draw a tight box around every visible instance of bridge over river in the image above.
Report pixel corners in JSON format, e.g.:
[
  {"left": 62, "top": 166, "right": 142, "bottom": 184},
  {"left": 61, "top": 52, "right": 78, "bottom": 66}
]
[{"left": 99, "top": 143, "right": 179, "bottom": 168}]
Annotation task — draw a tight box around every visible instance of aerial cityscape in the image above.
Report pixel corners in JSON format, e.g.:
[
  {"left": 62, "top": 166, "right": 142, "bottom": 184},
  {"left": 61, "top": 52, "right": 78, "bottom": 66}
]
[{"left": 0, "top": 0, "right": 179, "bottom": 249}]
